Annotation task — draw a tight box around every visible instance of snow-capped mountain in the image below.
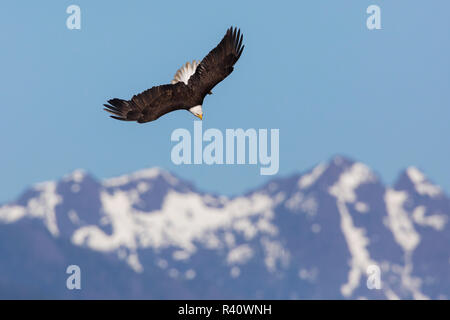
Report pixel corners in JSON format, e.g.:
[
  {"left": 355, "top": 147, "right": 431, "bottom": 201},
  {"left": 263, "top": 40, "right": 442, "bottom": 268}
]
[{"left": 0, "top": 156, "right": 448, "bottom": 299}]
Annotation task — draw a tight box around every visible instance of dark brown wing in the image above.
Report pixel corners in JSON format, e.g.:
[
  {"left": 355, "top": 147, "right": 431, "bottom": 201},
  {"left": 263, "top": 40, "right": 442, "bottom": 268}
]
[
  {"left": 104, "top": 82, "right": 189, "bottom": 123},
  {"left": 188, "top": 27, "right": 244, "bottom": 97}
]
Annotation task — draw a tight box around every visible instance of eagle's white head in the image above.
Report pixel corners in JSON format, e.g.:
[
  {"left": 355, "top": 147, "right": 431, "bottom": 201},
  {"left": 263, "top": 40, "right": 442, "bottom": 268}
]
[{"left": 189, "top": 105, "right": 203, "bottom": 120}]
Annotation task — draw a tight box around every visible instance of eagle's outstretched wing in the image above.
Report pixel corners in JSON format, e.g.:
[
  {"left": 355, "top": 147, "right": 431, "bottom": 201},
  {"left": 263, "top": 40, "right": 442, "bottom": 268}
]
[
  {"left": 103, "top": 83, "right": 189, "bottom": 123},
  {"left": 188, "top": 27, "right": 244, "bottom": 97}
]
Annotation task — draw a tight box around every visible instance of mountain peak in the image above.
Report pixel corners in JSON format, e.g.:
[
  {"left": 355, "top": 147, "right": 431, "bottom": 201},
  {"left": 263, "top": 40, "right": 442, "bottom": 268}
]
[
  {"left": 63, "top": 169, "right": 88, "bottom": 183},
  {"left": 297, "top": 155, "right": 375, "bottom": 192},
  {"left": 330, "top": 155, "right": 357, "bottom": 168},
  {"left": 395, "top": 166, "right": 443, "bottom": 198}
]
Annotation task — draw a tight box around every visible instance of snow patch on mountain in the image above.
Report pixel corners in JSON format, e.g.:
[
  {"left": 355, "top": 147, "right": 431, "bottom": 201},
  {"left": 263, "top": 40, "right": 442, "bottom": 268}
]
[
  {"left": 63, "top": 169, "right": 88, "bottom": 193},
  {"left": 329, "top": 163, "right": 376, "bottom": 203},
  {"left": 0, "top": 205, "right": 26, "bottom": 223},
  {"left": 261, "top": 237, "right": 290, "bottom": 273},
  {"left": 298, "top": 163, "right": 327, "bottom": 189},
  {"left": 412, "top": 206, "right": 447, "bottom": 231},
  {"left": 185, "top": 269, "right": 196, "bottom": 280},
  {"left": 127, "top": 252, "right": 143, "bottom": 273},
  {"left": 72, "top": 189, "right": 277, "bottom": 271},
  {"left": 285, "top": 192, "right": 318, "bottom": 216},
  {"left": 68, "top": 210, "right": 81, "bottom": 225},
  {"left": 384, "top": 189, "right": 420, "bottom": 252},
  {"left": 354, "top": 202, "right": 369, "bottom": 213},
  {"left": 63, "top": 169, "right": 87, "bottom": 183},
  {"left": 227, "top": 244, "right": 254, "bottom": 265},
  {"left": 329, "top": 163, "right": 378, "bottom": 297},
  {"left": 336, "top": 200, "right": 376, "bottom": 297},
  {"left": 172, "top": 250, "right": 190, "bottom": 261},
  {"left": 298, "top": 267, "right": 318, "bottom": 282},
  {"left": 406, "top": 167, "right": 442, "bottom": 197},
  {"left": 0, "top": 181, "right": 61, "bottom": 236},
  {"left": 384, "top": 189, "right": 429, "bottom": 299},
  {"left": 401, "top": 253, "right": 429, "bottom": 300}
]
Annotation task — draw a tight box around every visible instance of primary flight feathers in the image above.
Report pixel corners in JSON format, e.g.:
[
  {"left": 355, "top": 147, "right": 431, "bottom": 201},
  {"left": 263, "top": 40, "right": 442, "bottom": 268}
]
[{"left": 104, "top": 27, "right": 244, "bottom": 123}]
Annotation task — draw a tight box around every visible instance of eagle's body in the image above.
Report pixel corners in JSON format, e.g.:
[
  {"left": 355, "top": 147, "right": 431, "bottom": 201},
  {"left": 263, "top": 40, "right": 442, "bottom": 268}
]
[{"left": 104, "top": 27, "right": 244, "bottom": 123}]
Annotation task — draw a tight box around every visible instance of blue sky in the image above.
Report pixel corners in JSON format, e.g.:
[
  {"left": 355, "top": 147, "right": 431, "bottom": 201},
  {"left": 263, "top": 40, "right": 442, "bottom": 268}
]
[{"left": 0, "top": 1, "right": 449, "bottom": 202}]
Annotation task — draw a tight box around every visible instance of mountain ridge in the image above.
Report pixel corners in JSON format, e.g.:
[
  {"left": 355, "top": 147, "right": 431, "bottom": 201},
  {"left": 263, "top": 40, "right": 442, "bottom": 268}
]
[{"left": 0, "top": 155, "right": 448, "bottom": 299}]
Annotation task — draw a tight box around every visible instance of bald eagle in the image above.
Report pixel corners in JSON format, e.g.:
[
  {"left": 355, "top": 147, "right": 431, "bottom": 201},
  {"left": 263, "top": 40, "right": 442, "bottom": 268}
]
[{"left": 104, "top": 27, "right": 244, "bottom": 123}]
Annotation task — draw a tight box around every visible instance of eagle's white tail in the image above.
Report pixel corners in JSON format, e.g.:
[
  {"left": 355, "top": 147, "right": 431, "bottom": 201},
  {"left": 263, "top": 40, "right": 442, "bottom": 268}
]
[{"left": 171, "top": 60, "right": 199, "bottom": 85}]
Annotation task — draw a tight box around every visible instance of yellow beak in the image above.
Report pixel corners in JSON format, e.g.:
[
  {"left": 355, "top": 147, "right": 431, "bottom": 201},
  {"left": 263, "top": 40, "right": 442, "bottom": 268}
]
[{"left": 196, "top": 114, "right": 203, "bottom": 120}]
